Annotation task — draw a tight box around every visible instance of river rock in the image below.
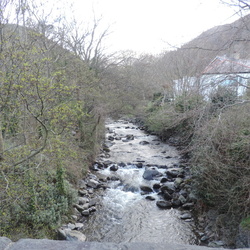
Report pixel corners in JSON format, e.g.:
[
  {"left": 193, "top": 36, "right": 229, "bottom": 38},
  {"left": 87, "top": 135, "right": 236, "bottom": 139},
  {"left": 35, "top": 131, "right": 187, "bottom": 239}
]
[
  {"left": 89, "top": 198, "right": 98, "bottom": 207},
  {"left": 201, "top": 235, "right": 209, "bottom": 242},
  {"left": 73, "top": 208, "right": 82, "bottom": 217},
  {"left": 108, "top": 136, "right": 115, "bottom": 141},
  {"left": 110, "top": 165, "right": 118, "bottom": 171},
  {"left": 126, "top": 134, "right": 134, "bottom": 140},
  {"left": 91, "top": 164, "right": 101, "bottom": 171},
  {"left": 103, "top": 160, "right": 113, "bottom": 166},
  {"left": 122, "top": 139, "right": 129, "bottom": 142},
  {"left": 78, "top": 197, "right": 89, "bottom": 205},
  {"left": 82, "top": 209, "right": 90, "bottom": 216},
  {"left": 136, "top": 162, "right": 143, "bottom": 168},
  {"left": 118, "top": 162, "right": 126, "bottom": 167},
  {"left": 88, "top": 188, "right": 94, "bottom": 194},
  {"left": 86, "top": 179, "right": 100, "bottom": 189},
  {"left": 139, "top": 141, "right": 150, "bottom": 145},
  {"left": 66, "top": 230, "right": 87, "bottom": 242},
  {"left": 166, "top": 168, "right": 184, "bottom": 178},
  {"left": 162, "top": 191, "right": 172, "bottom": 200},
  {"left": 179, "top": 189, "right": 188, "bottom": 198},
  {"left": 78, "top": 180, "right": 87, "bottom": 189},
  {"left": 174, "top": 178, "right": 183, "bottom": 188},
  {"left": 146, "top": 195, "right": 156, "bottom": 200},
  {"left": 156, "top": 200, "right": 172, "bottom": 209},
  {"left": 160, "top": 177, "right": 168, "bottom": 183},
  {"left": 74, "top": 204, "right": 85, "bottom": 212},
  {"left": 140, "top": 185, "right": 153, "bottom": 193},
  {"left": 108, "top": 176, "right": 120, "bottom": 181},
  {"left": 71, "top": 215, "right": 77, "bottom": 221},
  {"left": 182, "top": 202, "right": 194, "bottom": 210},
  {"left": 81, "top": 203, "right": 90, "bottom": 210},
  {"left": 57, "top": 228, "right": 70, "bottom": 240},
  {"left": 180, "top": 213, "right": 192, "bottom": 220},
  {"left": 75, "top": 223, "right": 84, "bottom": 230},
  {"left": 160, "top": 182, "right": 175, "bottom": 194},
  {"left": 95, "top": 173, "right": 108, "bottom": 182},
  {"left": 208, "top": 241, "right": 225, "bottom": 248},
  {"left": 143, "top": 168, "right": 162, "bottom": 180},
  {"left": 153, "top": 183, "right": 161, "bottom": 190},
  {"left": 123, "top": 184, "right": 139, "bottom": 192},
  {"left": 89, "top": 206, "right": 97, "bottom": 212},
  {"left": 78, "top": 189, "right": 88, "bottom": 196},
  {"left": 172, "top": 199, "right": 182, "bottom": 208},
  {"left": 67, "top": 223, "right": 76, "bottom": 230},
  {"left": 102, "top": 145, "right": 111, "bottom": 153},
  {"left": 178, "top": 194, "right": 187, "bottom": 204}
]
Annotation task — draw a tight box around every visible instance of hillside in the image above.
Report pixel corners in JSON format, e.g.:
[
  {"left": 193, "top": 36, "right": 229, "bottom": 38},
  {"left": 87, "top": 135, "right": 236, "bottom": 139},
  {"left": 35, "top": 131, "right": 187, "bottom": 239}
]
[{"left": 172, "top": 14, "right": 250, "bottom": 74}]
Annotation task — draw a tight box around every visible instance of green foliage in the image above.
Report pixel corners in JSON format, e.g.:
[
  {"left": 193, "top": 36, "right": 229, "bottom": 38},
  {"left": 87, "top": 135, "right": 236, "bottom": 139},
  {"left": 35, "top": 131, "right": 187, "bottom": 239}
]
[
  {"left": 0, "top": 164, "right": 77, "bottom": 239},
  {"left": 144, "top": 92, "right": 203, "bottom": 142},
  {"left": 174, "top": 93, "right": 204, "bottom": 113},
  {"left": 0, "top": 24, "right": 104, "bottom": 240},
  {"left": 241, "top": 217, "right": 250, "bottom": 230},
  {"left": 210, "top": 86, "right": 238, "bottom": 110}
]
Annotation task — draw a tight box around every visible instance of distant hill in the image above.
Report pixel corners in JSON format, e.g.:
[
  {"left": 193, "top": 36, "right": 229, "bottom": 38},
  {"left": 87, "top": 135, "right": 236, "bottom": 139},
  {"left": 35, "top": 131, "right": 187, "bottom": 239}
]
[
  {"left": 161, "top": 14, "right": 250, "bottom": 77},
  {"left": 182, "top": 13, "right": 250, "bottom": 64}
]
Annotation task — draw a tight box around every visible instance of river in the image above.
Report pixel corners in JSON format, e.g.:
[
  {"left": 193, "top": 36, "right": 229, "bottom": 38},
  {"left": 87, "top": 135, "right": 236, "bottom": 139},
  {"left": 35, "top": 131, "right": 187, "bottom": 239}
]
[{"left": 81, "top": 119, "right": 197, "bottom": 244}]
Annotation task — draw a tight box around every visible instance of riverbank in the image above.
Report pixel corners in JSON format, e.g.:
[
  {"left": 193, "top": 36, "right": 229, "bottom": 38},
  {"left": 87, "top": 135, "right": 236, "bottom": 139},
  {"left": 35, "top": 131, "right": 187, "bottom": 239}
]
[{"left": 138, "top": 115, "right": 250, "bottom": 249}]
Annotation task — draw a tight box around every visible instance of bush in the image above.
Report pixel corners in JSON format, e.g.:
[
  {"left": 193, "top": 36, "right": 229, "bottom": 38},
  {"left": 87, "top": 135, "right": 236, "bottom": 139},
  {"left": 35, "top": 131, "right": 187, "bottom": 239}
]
[
  {"left": 144, "top": 93, "right": 204, "bottom": 143},
  {"left": 191, "top": 103, "right": 250, "bottom": 217},
  {"left": 0, "top": 158, "right": 77, "bottom": 239}
]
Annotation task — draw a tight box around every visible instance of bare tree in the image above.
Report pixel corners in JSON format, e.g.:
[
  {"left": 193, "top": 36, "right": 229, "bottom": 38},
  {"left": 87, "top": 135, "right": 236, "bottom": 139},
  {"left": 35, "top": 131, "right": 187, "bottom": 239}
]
[{"left": 64, "top": 17, "right": 110, "bottom": 74}]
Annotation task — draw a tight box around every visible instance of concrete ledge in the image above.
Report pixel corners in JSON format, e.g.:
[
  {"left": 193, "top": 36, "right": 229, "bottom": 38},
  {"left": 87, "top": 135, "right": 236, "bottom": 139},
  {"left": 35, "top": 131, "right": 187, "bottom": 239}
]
[{"left": 0, "top": 237, "right": 249, "bottom": 250}]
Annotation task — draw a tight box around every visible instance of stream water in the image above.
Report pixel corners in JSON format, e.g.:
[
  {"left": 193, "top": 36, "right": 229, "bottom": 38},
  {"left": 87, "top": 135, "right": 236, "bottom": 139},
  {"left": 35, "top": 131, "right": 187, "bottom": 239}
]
[{"left": 81, "top": 120, "right": 197, "bottom": 244}]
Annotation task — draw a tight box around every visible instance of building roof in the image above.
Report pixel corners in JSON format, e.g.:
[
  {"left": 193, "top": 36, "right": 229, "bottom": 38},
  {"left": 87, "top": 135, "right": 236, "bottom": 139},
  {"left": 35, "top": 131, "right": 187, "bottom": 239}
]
[{"left": 202, "top": 55, "right": 250, "bottom": 75}]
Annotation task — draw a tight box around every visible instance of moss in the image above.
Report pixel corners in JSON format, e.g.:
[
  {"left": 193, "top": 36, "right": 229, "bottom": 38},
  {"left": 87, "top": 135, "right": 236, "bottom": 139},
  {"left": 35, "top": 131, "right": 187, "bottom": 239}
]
[{"left": 241, "top": 217, "right": 250, "bottom": 230}]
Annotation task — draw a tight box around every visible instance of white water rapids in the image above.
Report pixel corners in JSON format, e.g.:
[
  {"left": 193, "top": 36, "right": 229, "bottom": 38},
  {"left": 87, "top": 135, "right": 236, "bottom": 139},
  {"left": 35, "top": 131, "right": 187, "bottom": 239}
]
[{"left": 81, "top": 120, "right": 197, "bottom": 244}]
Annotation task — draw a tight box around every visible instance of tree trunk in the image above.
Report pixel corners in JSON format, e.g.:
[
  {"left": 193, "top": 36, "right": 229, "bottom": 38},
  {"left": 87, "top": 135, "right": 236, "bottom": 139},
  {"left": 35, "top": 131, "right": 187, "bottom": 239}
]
[{"left": 0, "top": 120, "right": 4, "bottom": 160}]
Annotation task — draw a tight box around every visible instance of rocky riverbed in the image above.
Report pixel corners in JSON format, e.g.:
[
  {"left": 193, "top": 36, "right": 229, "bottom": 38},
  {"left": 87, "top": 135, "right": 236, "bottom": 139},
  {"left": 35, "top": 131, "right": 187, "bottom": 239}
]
[{"left": 57, "top": 119, "right": 233, "bottom": 248}]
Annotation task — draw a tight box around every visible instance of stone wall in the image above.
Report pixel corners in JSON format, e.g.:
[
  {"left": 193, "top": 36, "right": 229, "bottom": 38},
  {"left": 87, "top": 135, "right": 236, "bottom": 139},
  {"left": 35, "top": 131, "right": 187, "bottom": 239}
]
[{"left": 0, "top": 237, "right": 249, "bottom": 250}]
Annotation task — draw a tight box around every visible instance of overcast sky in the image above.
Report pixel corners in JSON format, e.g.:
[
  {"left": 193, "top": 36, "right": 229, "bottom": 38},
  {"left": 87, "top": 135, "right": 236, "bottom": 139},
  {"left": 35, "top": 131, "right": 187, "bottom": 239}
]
[{"left": 66, "top": 0, "right": 244, "bottom": 54}]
